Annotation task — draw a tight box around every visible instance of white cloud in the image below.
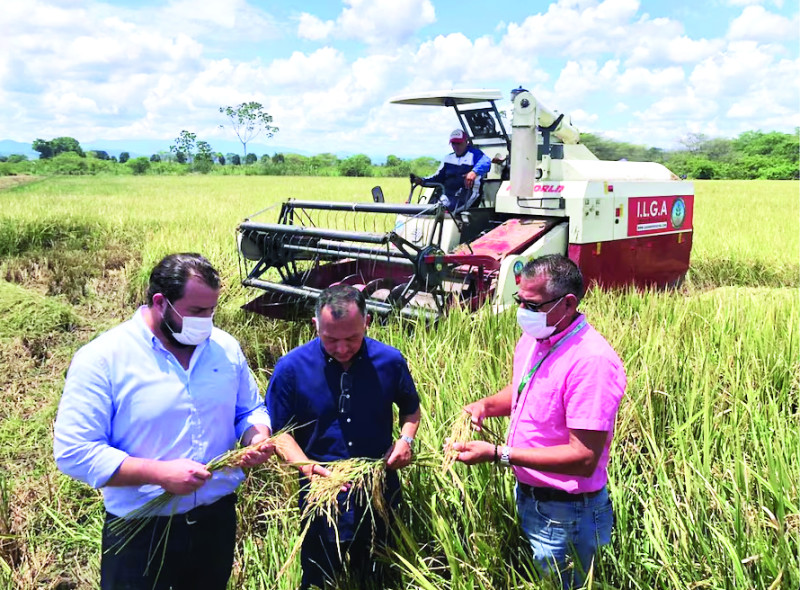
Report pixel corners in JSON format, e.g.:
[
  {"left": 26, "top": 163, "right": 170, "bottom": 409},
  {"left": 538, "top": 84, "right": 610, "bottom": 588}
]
[
  {"left": 553, "top": 60, "right": 619, "bottom": 100},
  {"left": 266, "top": 48, "right": 347, "bottom": 90},
  {"left": 728, "top": 5, "right": 798, "bottom": 41},
  {"left": 339, "top": 0, "right": 436, "bottom": 46},
  {"left": 689, "top": 41, "right": 776, "bottom": 98},
  {"left": 502, "top": 0, "right": 642, "bottom": 57},
  {"left": 297, "top": 13, "right": 335, "bottom": 41},
  {"left": 157, "top": 0, "right": 281, "bottom": 42},
  {"left": 616, "top": 66, "right": 685, "bottom": 94},
  {"left": 300, "top": 0, "right": 436, "bottom": 47},
  {"left": 412, "top": 33, "right": 542, "bottom": 88}
]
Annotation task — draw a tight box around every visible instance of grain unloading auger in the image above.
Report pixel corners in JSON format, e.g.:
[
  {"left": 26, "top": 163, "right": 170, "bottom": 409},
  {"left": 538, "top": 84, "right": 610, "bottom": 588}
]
[{"left": 237, "top": 88, "right": 694, "bottom": 320}]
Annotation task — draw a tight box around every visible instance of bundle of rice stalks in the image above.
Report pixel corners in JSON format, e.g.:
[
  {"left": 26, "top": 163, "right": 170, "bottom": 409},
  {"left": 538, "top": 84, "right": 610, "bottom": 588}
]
[
  {"left": 440, "top": 411, "right": 505, "bottom": 474},
  {"left": 441, "top": 411, "right": 475, "bottom": 474},
  {"left": 301, "top": 458, "right": 389, "bottom": 528},
  {"left": 108, "top": 431, "right": 290, "bottom": 548}
]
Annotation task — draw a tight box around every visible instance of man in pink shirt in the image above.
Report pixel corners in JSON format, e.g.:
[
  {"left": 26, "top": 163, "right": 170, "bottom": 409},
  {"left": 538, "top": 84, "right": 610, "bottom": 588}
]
[{"left": 454, "top": 254, "right": 626, "bottom": 588}]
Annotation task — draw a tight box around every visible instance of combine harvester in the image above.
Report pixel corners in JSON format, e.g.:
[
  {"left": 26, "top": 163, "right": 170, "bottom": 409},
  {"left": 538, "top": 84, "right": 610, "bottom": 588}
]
[{"left": 237, "top": 88, "right": 693, "bottom": 321}]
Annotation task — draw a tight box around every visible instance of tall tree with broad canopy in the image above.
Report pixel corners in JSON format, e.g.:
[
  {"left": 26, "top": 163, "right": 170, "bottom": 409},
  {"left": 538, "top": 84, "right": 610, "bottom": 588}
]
[{"left": 219, "top": 102, "right": 278, "bottom": 158}]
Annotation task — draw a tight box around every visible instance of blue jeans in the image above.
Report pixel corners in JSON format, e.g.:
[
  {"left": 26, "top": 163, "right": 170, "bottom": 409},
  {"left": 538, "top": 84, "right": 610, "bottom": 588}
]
[{"left": 515, "top": 484, "right": 613, "bottom": 589}]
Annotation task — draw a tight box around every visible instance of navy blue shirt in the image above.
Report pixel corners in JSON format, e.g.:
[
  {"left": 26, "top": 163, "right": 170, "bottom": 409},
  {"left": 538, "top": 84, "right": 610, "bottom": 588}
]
[{"left": 266, "top": 337, "right": 419, "bottom": 464}]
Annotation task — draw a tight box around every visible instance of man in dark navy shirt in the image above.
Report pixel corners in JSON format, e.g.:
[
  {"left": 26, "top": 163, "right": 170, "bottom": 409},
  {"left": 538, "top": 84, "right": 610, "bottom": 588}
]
[{"left": 266, "top": 285, "right": 421, "bottom": 589}]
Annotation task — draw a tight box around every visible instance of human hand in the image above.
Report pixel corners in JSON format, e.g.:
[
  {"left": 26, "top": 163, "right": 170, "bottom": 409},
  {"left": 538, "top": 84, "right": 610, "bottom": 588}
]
[
  {"left": 238, "top": 433, "right": 276, "bottom": 468},
  {"left": 299, "top": 463, "right": 332, "bottom": 479},
  {"left": 464, "top": 170, "right": 477, "bottom": 189},
  {"left": 384, "top": 439, "right": 413, "bottom": 470},
  {"left": 153, "top": 459, "right": 212, "bottom": 495},
  {"left": 299, "top": 463, "right": 349, "bottom": 492},
  {"left": 463, "top": 401, "right": 486, "bottom": 431},
  {"left": 452, "top": 440, "right": 495, "bottom": 465}
]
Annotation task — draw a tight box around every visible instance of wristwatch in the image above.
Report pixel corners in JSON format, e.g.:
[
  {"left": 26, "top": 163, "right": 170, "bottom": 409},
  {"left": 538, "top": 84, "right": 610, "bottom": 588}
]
[
  {"left": 499, "top": 446, "right": 512, "bottom": 467},
  {"left": 400, "top": 435, "right": 415, "bottom": 449}
]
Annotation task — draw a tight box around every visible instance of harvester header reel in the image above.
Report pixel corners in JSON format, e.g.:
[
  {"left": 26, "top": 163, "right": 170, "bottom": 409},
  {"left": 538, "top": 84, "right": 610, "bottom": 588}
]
[{"left": 237, "top": 200, "right": 454, "bottom": 320}]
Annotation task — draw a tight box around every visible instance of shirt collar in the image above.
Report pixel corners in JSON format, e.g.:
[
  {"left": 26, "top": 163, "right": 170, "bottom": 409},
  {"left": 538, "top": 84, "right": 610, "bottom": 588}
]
[{"left": 132, "top": 306, "right": 161, "bottom": 349}]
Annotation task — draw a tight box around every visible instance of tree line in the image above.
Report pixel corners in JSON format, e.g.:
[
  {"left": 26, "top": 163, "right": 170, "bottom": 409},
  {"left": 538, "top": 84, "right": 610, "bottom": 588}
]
[
  {"left": 581, "top": 129, "right": 798, "bottom": 180},
  {"left": 1, "top": 126, "right": 797, "bottom": 180}
]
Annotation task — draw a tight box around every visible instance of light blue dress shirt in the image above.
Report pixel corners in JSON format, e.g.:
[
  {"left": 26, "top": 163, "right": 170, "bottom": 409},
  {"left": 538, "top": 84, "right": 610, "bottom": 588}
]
[{"left": 53, "top": 307, "right": 271, "bottom": 517}]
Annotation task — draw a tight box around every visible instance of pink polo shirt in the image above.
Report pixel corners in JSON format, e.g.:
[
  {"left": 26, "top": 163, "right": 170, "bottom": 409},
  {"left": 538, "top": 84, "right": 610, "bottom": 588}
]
[{"left": 507, "top": 314, "right": 626, "bottom": 493}]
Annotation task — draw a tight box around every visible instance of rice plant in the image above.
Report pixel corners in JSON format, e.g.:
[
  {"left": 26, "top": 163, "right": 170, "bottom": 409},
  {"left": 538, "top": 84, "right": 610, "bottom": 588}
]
[{"left": 0, "top": 177, "right": 797, "bottom": 589}]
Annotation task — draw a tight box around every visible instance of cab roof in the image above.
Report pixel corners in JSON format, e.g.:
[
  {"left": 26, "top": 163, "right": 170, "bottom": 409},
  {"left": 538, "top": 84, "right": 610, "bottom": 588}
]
[{"left": 389, "top": 89, "right": 503, "bottom": 106}]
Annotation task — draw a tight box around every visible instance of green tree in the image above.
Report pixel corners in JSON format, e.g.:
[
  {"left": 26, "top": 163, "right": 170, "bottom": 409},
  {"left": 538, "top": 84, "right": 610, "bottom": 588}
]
[
  {"left": 32, "top": 139, "right": 54, "bottom": 159},
  {"left": 150, "top": 154, "right": 161, "bottom": 162},
  {"left": 119, "top": 151, "right": 130, "bottom": 163},
  {"left": 338, "top": 154, "right": 372, "bottom": 177},
  {"left": 128, "top": 157, "right": 151, "bottom": 175},
  {"left": 171, "top": 130, "right": 197, "bottom": 163},
  {"left": 193, "top": 141, "right": 214, "bottom": 173},
  {"left": 52, "top": 137, "right": 84, "bottom": 157},
  {"left": 245, "top": 153, "right": 257, "bottom": 165},
  {"left": 219, "top": 102, "right": 278, "bottom": 158},
  {"left": 216, "top": 153, "right": 226, "bottom": 165}
]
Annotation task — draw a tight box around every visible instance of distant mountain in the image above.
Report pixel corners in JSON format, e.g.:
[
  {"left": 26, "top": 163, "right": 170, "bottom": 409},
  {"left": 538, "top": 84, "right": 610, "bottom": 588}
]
[{"left": 0, "top": 140, "right": 37, "bottom": 159}]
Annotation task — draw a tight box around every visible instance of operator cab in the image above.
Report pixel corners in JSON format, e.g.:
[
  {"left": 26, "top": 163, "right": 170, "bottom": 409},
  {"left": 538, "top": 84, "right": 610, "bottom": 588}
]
[{"left": 390, "top": 90, "right": 510, "bottom": 209}]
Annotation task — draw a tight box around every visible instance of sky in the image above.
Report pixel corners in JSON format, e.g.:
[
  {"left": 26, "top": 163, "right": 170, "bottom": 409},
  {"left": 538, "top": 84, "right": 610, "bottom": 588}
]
[{"left": 1, "top": 0, "right": 798, "bottom": 161}]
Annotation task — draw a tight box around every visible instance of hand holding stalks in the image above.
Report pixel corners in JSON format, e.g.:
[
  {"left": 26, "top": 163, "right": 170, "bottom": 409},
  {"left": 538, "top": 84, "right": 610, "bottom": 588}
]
[
  {"left": 153, "top": 458, "right": 211, "bottom": 495},
  {"left": 452, "top": 440, "right": 495, "bottom": 466},
  {"left": 384, "top": 439, "right": 413, "bottom": 470},
  {"left": 463, "top": 401, "right": 487, "bottom": 431},
  {"left": 235, "top": 432, "right": 276, "bottom": 468}
]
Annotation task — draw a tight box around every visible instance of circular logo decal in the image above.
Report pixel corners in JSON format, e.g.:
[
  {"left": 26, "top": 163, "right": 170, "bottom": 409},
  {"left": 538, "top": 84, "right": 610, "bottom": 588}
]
[
  {"left": 671, "top": 198, "right": 686, "bottom": 229},
  {"left": 513, "top": 260, "right": 524, "bottom": 276}
]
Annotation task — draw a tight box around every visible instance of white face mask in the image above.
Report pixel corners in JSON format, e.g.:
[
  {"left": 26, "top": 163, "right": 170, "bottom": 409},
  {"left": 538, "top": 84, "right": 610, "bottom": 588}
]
[
  {"left": 517, "top": 307, "right": 556, "bottom": 340},
  {"left": 166, "top": 300, "right": 214, "bottom": 345}
]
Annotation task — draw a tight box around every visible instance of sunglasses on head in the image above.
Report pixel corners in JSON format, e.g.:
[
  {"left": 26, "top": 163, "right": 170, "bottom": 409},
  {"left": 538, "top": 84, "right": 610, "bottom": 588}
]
[{"left": 512, "top": 293, "right": 564, "bottom": 313}]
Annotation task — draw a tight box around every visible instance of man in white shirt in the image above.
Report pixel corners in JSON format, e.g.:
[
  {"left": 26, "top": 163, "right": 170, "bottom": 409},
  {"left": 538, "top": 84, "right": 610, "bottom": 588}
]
[{"left": 54, "top": 253, "right": 276, "bottom": 589}]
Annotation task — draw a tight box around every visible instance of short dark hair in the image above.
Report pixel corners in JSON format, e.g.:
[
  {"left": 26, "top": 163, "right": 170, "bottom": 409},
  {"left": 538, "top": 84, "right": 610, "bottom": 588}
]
[
  {"left": 315, "top": 284, "right": 367, "bottom": 320},
  {"left": 521, "top": 254, "right": 584, "bottom": 301},
  {"left": 146, "top": 253, "right": 220, "bottom": 305}
]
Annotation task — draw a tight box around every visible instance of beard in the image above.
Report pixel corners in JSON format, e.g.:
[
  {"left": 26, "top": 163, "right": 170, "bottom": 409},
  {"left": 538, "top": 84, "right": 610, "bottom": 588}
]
[{"left": 159, "top": 306, "right": 191, "bottom": 349}]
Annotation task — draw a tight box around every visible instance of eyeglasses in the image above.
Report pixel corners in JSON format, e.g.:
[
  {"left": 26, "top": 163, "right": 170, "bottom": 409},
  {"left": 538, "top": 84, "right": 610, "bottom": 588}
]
[
  {"left": 339, "top": 372, "right": 352, "bottom": 414},
  {"left": 512, "top": 293, "right": 564, "bottom": 313}
]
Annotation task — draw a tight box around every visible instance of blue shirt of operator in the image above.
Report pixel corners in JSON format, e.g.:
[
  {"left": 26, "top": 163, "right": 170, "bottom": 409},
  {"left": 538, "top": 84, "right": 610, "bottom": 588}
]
[
  {"left": 423, "top": 146, "right": 491, "bottom": 206},
  {"left": 53, "top": 307, "right": 271, "bottom": 517}
]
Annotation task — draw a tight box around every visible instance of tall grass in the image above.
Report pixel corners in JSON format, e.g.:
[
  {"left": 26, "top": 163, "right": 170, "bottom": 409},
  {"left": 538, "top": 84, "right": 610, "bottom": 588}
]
[{"left": 0, "top": 177, "right": 797, "bottom": 588}]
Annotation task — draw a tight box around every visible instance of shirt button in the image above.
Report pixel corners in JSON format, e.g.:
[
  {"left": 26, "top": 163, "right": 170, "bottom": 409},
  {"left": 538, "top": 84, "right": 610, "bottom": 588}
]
[
  {"left": 346, "top": 418, "right": 351, "bottom": 423},
  {"left": 348, "top": 442, "right": 353, "bottom": 447}
]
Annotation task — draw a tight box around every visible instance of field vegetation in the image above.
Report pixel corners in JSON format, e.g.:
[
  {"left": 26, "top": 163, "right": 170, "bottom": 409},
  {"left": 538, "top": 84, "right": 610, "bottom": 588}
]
[{"left": 0, "top": 176, "right": 797, "bottom": 589}]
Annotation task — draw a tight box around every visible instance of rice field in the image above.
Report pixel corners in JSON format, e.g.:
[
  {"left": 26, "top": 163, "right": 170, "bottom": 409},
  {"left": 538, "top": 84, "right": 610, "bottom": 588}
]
[{"left": 0, "top": 176, "right": 797, "bottom": 589}]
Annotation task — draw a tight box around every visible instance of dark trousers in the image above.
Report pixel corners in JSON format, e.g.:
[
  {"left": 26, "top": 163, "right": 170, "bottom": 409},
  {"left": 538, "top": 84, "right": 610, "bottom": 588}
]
[
  {"left": 300, "top": 491, "right": 397, "bottom": 590},
  {"left": 101, "top": 494, "right": 237, "bottom": 590}
]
